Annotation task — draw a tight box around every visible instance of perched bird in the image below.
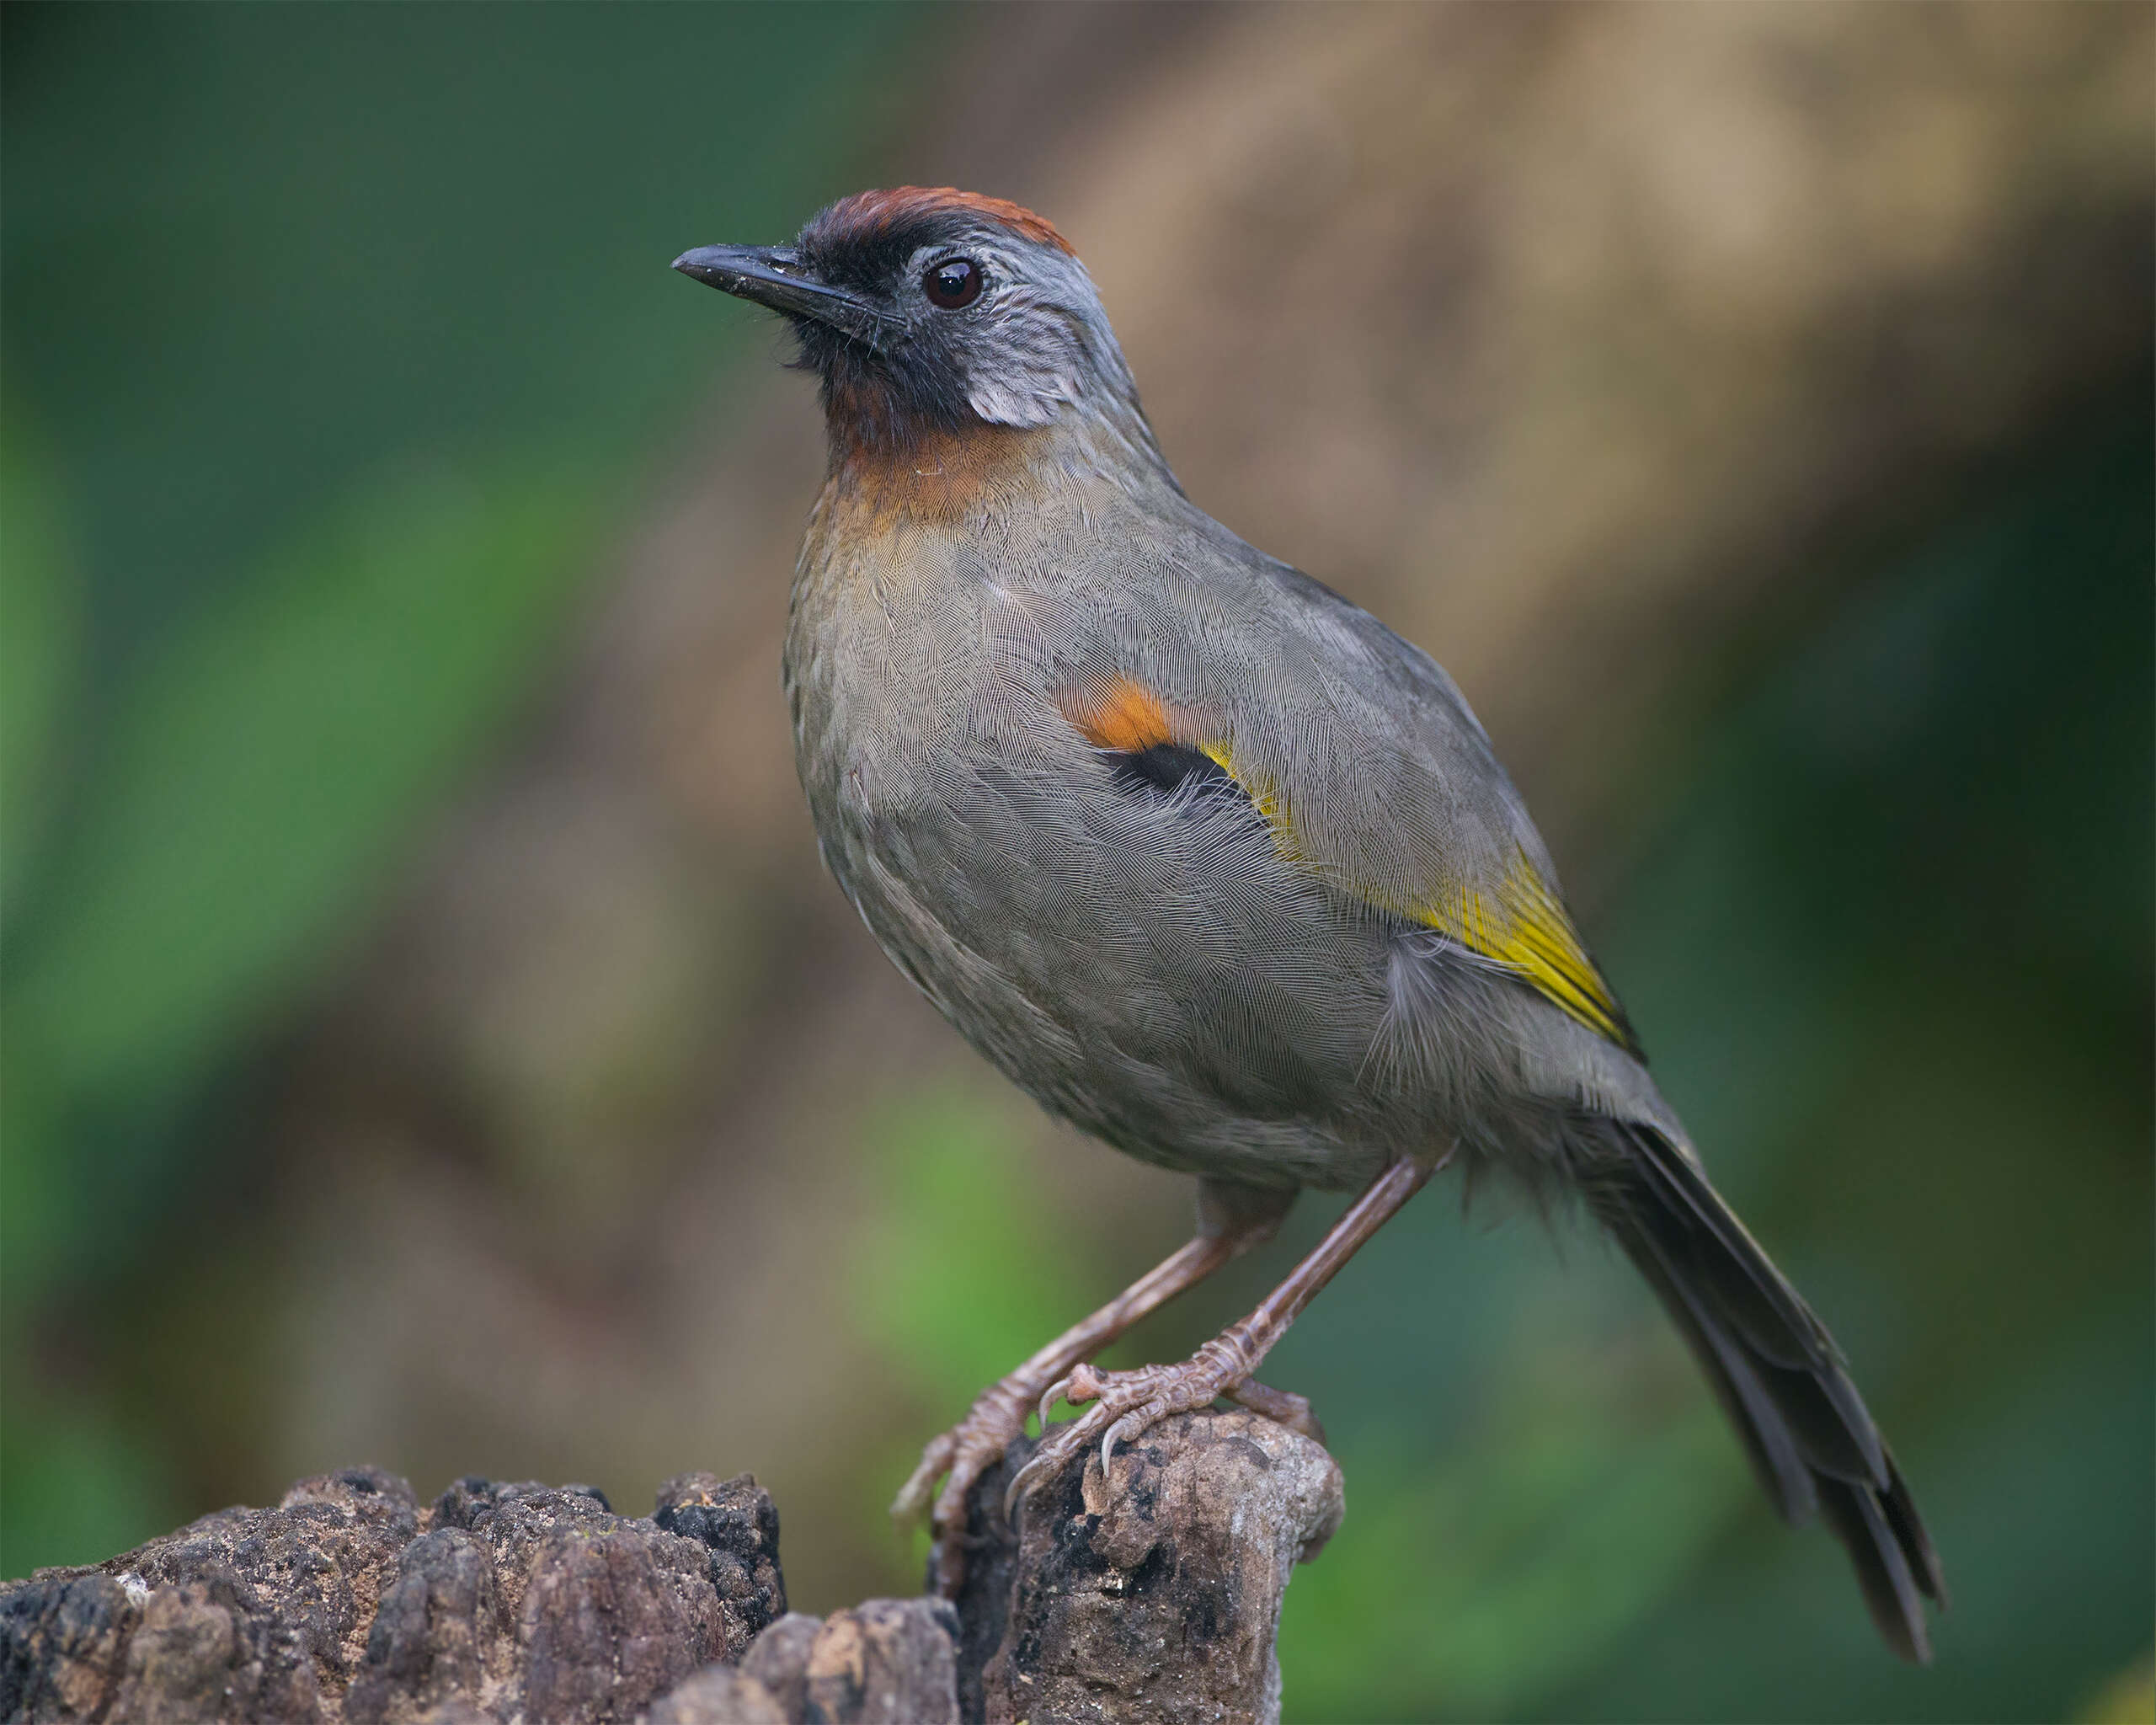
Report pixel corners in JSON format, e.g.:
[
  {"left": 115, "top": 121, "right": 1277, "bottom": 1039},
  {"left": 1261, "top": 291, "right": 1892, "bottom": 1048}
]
[{"left": 672, "top": 188, "right": 1945, "bottom": 1659}]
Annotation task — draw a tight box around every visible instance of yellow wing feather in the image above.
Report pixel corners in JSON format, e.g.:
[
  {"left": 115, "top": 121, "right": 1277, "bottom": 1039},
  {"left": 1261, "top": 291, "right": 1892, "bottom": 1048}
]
[{"left": 1200, "top": 741, "right": 1638, "bottom": 1055}]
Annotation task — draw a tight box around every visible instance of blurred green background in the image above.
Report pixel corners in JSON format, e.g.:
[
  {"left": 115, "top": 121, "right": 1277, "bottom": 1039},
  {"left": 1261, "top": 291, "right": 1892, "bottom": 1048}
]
[{"left": 3, "top": 6, "right": 2149, "bottom": 1722}]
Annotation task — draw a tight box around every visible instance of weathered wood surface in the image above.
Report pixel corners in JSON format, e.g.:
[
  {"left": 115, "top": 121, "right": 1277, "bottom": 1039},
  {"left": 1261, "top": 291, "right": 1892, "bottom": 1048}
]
[{"left": 1, "top": 1409, "right": 1340, "bottom": 1725}]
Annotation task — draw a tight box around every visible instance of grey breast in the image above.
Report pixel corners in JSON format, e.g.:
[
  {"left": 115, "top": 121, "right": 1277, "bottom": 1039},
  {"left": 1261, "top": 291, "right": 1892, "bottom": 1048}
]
[{"left": 783, "top": 489, "right": 1410, "bottom": 1193}]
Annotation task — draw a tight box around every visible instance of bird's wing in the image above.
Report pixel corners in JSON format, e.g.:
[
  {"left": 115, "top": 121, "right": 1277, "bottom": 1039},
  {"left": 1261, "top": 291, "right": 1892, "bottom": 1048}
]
[{"left": 1060, "top": 558, "right": 1641, "bottom": 1056}]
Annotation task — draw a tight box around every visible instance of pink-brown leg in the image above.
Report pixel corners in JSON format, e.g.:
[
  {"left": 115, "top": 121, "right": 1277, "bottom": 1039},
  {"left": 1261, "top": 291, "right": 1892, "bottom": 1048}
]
[
  {"left": 1006, "top": 1156, "right": 1438, "bottom": 1518},
  {"left": 894, "top": 1178, "right": 1294, "bottom": 1596}
]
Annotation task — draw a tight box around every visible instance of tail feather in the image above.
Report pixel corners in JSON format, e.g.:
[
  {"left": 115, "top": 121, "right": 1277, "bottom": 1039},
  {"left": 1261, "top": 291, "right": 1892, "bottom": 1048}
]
[
  {"left": 1817, "top": 1474, "right": 1931, "bottom": 1663},
  {"left": 1621, "top": 1212, "right": 1821, "bottom": 1524},
  {"left": 1752, "top": 1349, "right": 1890, "bottom": 1487},
  {"left": 1880, "top": 1454, "right": 1950, "bottom": 1611},
  {"left": 1625, "top": 1133, "right": 1826, "bottom": 1369},
  {"left": 1581, "top": 1119, "right": 1945, "bottom": 1661}
]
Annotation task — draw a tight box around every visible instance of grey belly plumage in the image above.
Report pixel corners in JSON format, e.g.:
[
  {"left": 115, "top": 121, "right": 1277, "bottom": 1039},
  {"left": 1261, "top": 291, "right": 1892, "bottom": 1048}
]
[
  {"left": 794, "top": 686, "right": 1390, "bottom": 1191},
  {"left": 782, "top": 512, "right": 1674, "bottom": 1197},
  {"left": 785, "top": 585, "right": 1430, "bottom": 1189}
]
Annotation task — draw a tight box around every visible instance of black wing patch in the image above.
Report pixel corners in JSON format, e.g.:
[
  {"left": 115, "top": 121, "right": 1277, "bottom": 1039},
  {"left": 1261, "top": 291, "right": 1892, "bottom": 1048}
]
[{"left": 1107, "top": 742, "right": 1245, "bottom": 802}]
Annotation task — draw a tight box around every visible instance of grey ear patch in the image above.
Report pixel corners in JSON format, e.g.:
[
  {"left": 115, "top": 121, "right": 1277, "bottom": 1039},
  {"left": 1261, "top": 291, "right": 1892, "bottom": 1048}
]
[
  {"left": 964, "top": 270, "right": 1107, "bottom": 426},
  {"left": 962, "top": 312, "right": 1083, "bottom": 427}
]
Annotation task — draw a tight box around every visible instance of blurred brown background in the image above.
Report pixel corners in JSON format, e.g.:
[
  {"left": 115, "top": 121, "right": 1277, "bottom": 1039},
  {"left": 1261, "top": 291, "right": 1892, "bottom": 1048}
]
[{"left": 4, "top": 6, "right": 2150, "bottom": 1720}]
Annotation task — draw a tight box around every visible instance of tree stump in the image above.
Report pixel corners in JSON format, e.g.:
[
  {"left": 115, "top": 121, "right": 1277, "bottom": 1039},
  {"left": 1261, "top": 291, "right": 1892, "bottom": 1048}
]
[{"left": 0, "top": 1411, "right": 1342, "bottom": 1725}]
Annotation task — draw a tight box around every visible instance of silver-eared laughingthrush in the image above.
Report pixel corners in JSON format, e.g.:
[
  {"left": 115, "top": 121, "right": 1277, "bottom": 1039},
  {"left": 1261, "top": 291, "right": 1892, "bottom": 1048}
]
[{"left": 673, "top": 188, "right": 1944, "bottom": 1659}]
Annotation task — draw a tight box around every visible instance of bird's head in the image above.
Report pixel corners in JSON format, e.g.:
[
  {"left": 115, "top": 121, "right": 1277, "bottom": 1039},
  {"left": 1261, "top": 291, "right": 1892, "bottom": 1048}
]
[{"left": 674, "top": 188, "right": 1150, "bottom": 461}]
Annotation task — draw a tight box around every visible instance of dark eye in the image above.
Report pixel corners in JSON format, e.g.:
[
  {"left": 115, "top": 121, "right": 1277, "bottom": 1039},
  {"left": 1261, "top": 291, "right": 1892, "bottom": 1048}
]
[{"left": 923, "top": 256, "right": 983, "bottom": 309}]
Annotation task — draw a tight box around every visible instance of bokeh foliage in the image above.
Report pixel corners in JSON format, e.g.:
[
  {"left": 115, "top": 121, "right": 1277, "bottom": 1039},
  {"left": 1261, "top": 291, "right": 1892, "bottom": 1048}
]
[
  {"left": 1271, "top": 411, "right": 2154, "bottom": 1722},
  {"left": 3, "top": 8, "right": 2149, "bottom": 1723},
  {"left": 2, "top": 0, "right": 923, "bottom": 1570}
]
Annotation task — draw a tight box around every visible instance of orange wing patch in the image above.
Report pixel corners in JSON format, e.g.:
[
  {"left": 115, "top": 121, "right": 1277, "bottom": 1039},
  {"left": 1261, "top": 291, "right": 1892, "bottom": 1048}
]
[{"left": 1061, "top": 677, "right": 1177, "bottom": 753}]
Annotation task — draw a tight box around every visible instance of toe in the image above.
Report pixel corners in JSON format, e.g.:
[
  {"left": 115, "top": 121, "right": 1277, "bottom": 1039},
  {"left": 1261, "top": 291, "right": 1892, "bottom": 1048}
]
[
  {"left": 891, "top": 1431, "right": 957, "bottom": 1526},
  {"left": 928, "top": 1525, "right": 969, "bottom": 1599},
  {"left": 1102, "top": 1398, "right": 1175, "bottom": 1474},
  {"left": 1005, "top": 1404, "right": 1113, "bottom": 1521},
  {"left": 921, "top": 1441, "right": 1005, "bottom": 1598},
  {"left": 930, "top": 1458, "right": 981, "bottom": 1545}
]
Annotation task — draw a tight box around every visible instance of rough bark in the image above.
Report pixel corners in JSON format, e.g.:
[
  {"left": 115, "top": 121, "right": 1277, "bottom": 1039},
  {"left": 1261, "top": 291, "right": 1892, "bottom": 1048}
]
[
  {"left": 0, "top": 1412, "right": 1338, "bottom": 1725},
  {"left": 0, "top": 1469, "right": 783, "bottom": 1725},
  {"left": 953, "top": 1410, "right": 1344, "bottom": 1725}
]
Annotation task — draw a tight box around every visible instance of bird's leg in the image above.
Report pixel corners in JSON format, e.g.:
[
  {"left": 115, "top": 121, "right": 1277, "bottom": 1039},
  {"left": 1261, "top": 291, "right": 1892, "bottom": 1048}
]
[
  {"left": 894, "top": 1178, "right": 1294, "bottom": 1597},
  {"left": 1006, "top": 1156, "right": 1437, "bottom": 1519}
]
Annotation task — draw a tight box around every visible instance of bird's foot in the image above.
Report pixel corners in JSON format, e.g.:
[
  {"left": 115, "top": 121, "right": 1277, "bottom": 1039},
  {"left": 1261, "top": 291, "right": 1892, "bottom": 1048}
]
[
  {"left": 891, "top": 1374, "right": 1043, "bottom": 1598},
  {"left": 1003, "top": 1332, "right": 1321, "bottom": 1519}
]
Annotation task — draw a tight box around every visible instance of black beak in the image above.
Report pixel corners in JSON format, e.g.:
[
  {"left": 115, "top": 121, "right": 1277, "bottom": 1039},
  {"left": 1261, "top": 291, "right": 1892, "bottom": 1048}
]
[{"left": 671, "top": 243, "right": 887, "bottom": 344}]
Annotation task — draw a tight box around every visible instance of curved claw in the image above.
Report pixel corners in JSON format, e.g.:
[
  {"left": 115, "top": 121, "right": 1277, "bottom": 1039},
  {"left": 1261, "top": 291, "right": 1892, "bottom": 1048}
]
[
  {"left": 893, "top": 1378, "right": 1050, "bottom": 1595},
  {"left": 1004, "top": 1403, "right": 1113, "bottom": 1523},
  {"left": 998, "top": 1353, "right": 1315, "bottom": 1540},
  {"left": 1036, "top": 1373, "right": 1075, "bottom": 1435},
  {"left": 1102, "top": 1403, "right": 1161, "bottom": 1475},
  {"left": 1003, "top": 1439, "right": 1058, "bottom": 1523},
  {"left": 1001, "top": 1455, "right": 1041, "bottom": 1525}
]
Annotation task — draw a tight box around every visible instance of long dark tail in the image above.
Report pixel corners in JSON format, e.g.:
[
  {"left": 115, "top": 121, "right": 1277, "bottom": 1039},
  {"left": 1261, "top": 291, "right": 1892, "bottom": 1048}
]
[{"left": 1579, "top": 1119, "right": 1946, "bottom": 1661}]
